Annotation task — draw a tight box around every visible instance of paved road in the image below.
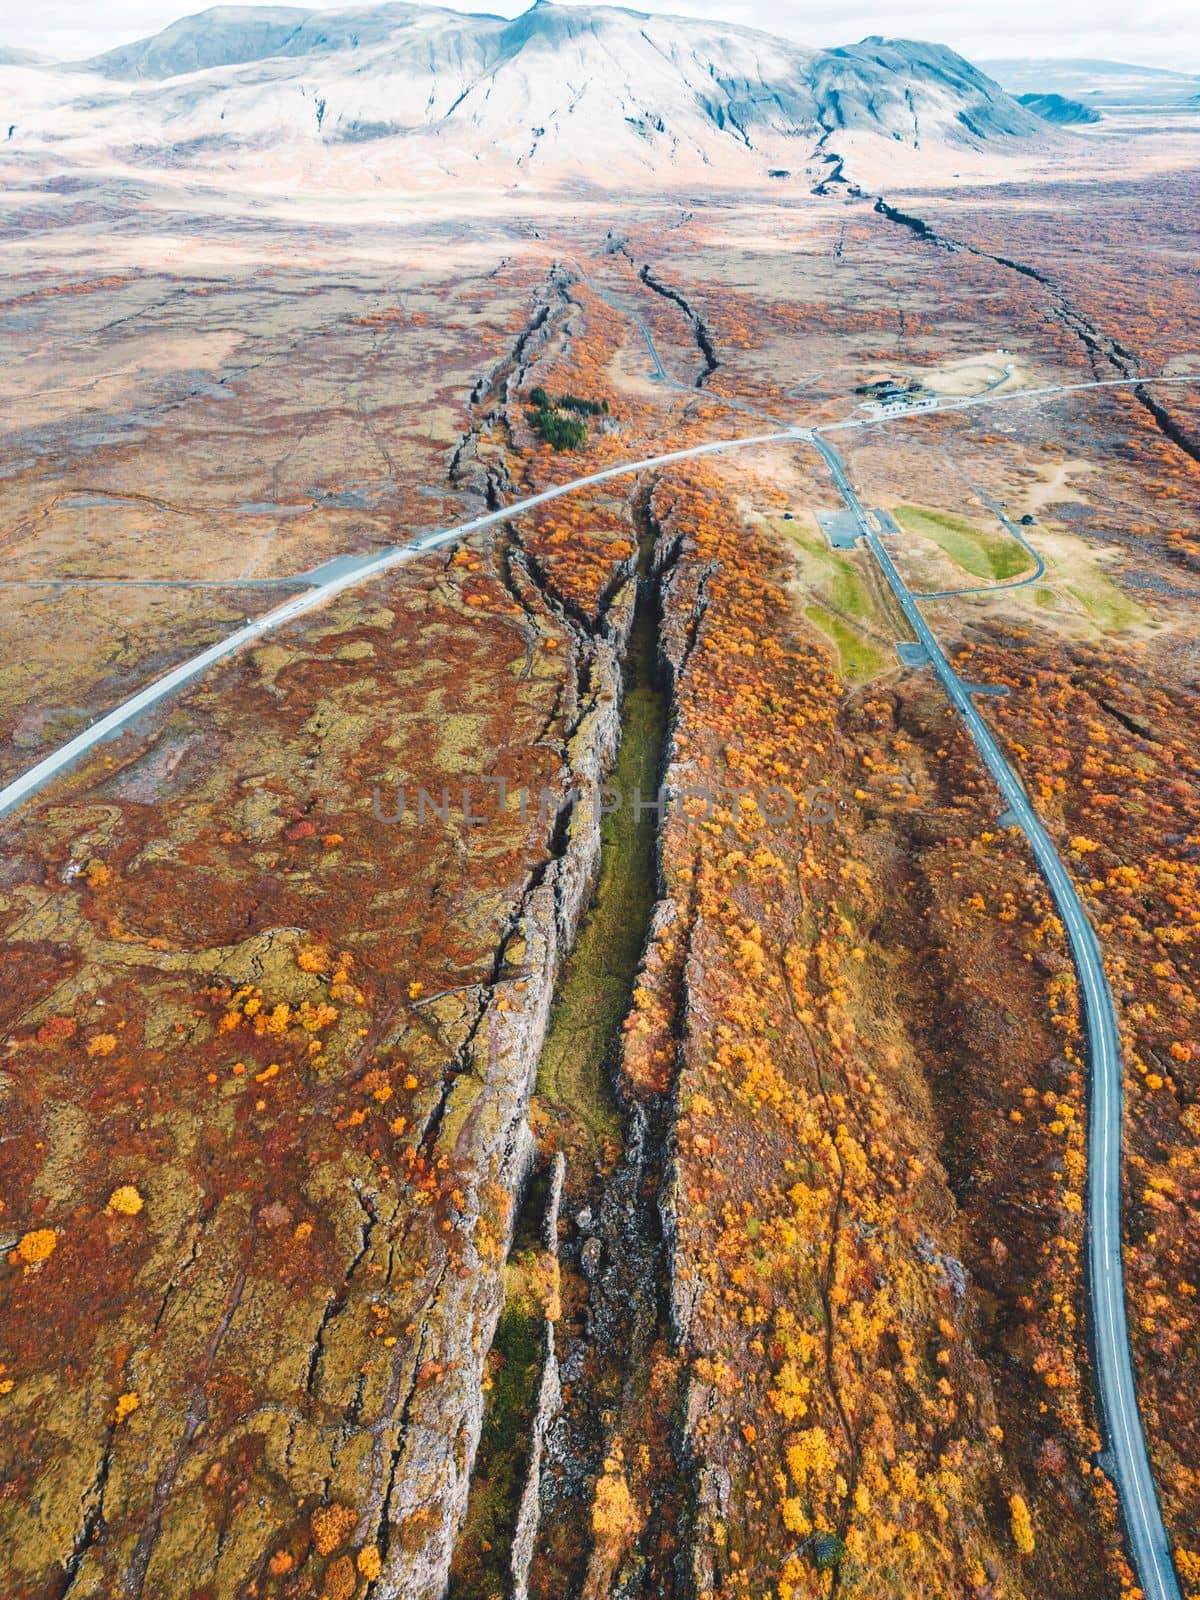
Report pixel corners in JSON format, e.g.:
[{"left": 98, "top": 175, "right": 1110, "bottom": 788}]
[
  {"left": 827, "top": 372, "right": 1200, "bottom": 434},
  {"left": 908, "top": 451, "right": 1046, "bottom": 601},
  {"left": 811, "top": 430, "right": 1182, "bottom": 1600},
  {"left": 0, "top": 577, "right": 306, "bottom": 589},
  {"left": 571, "top": 280, "right": 1200, "bottom": 452},
  {"left": 0, "top": 426, "right": 798, "bottom": 820},
  {"left": 571, "top": 262, "right": 670, "bottom": 385},
  {"left": 0, "top": 288, "right": 1195, "bottom": 1596}
]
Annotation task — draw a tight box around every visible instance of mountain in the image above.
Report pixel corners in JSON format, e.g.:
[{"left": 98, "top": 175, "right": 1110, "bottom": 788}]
[
  {"left": 82, "top": 3, "right": 433, "bottom": 80},
  {"left": 984, "top": 57, "right": 1200, "bottom": 111},
  {"left": 3, "top": 2, "right": 1047, "bottom": 186},
  {"left": 1017, "top": 91, "right": 1101, "bottom": 125}
]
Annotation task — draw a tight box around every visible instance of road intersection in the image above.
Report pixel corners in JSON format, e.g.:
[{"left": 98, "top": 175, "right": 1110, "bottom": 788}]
[
  {"left": 810, "top": 430, "right": 1181, "bottom": 1600},
  {"left": 1, "top": 315, "right": 1197, "bottom": 1600}
]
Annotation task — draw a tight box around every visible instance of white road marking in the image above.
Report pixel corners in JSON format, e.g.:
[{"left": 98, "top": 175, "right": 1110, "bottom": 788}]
[
  {"left": 0, "top": 427, "right": 797, "bottom": 819},
  {"left": 1, "top": 348, "right": 1194, "bottom": 1599},
  {"left": 811, "top": 427, "right": 1182, "bottom": 1600}
]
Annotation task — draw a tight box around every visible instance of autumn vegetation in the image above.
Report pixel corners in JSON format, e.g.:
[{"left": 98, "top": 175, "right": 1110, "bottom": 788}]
[{"left": 2, "top": 165, "right": 1199, "bottom": 1600}]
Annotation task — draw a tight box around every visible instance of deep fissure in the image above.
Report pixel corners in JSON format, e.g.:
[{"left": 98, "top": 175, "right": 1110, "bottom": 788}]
[{"left": 449, "top": 493, "right": 686, "bottom": 1597}]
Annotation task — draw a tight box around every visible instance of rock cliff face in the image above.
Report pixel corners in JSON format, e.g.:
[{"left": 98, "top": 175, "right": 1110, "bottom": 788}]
[
  {"left": 0, "top": 571, "right": 639, "bottom": 1600},
  {"left": 6, "top": 1, "right": 1047, "bottom": 181},
  {"left": 0, "top": 248, "right": 649, "bottom": 1597},
  {"left": 331, "top": 558, "right": 640, "bottom": 1597},
  {"left": 509, "top": 1151, "right": 565, "bottom": 1600}
]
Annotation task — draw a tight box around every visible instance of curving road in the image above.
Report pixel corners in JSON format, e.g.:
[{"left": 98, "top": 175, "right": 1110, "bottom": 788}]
[
  {"left": 907, "top": 448, "right": 1046, "bottom": 600},
  {"left": 1, "top": 280, "right": 1195, "bottom": 1600},
  {"left": 810, "top": 430, "right": 1182, "bottom": 1600},
  {"left": 0, "top": 426, "right": 799, "bottom": 819},
  {"left": 571, "top": 259, "right": 786, "bottom": 425},
  {"left": 826, "top": 371, "right": 1200, "bottom": 434}
]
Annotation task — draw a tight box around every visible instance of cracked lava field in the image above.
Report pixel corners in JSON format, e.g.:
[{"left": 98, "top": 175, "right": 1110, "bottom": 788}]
[{"left": 2, "top": 49, "right": 1200, "bottom": 1600}]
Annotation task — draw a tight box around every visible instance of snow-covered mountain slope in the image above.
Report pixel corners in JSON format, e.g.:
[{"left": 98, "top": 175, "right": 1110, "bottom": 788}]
[
  {"left": 1018, "top": 91, "right": 1102, "bottom": 126},
  {"left": 83, "top": 3, "right": 442, "bottom": 80},
  {"left": 2, "top": 1, "right": 1047, "bottom": 188}
]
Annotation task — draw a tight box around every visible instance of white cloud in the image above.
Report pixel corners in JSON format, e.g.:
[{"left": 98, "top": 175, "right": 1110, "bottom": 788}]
[{"left": 1, "top": 0, "right": 1196, "bottom": 70}]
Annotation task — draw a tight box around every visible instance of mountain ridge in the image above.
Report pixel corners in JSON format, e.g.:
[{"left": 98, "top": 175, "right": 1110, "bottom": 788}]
[
  {"left": 1017, "top": 91, "right": 1102, "bottom": 125},
  {"left": 4, "top": 2, "right": 1050, "bottom": 186},
  {"left": 983, "top": 55, "right": 1200, "bottom": 110}
]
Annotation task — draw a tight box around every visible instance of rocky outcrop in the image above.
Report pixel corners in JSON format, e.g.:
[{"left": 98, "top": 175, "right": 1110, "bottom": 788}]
[
  {"left": 0, "top": 447, "right": 641, "bottom": 1600},
  {"left": 870, "top": 192, "right": 1200, "bottom": 468},
  {"left": 510, "top": 1152, "right": 566, "bottom": 1600},
  {"left": 377, "top": 572, "right": 637, "bottom": 1597},
  {"left": 637, "top": 265, "right": 719, "bottom": 386},
  {"left": 520, "top": 508, "right": 703, "bottom": 1598}
]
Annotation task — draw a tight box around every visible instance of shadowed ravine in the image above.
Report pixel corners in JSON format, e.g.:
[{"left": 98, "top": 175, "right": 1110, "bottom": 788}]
[
  {"left": 533, "top": 539, "right": 668, "bottom": 1166},
  {"left": 449, "top": 512, "right": 675, "bottom": 1598}
]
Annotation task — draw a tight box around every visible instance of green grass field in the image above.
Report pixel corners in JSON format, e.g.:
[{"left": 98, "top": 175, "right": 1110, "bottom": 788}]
[
  {"left": 770, "top": 515, "right": 890, "bottom": 682},
  {"left": 1065, "top": 575, "right": 1144, "bottom": 633},
  {"left": 831, "top": 563, "right": 873, "bottom": 619},
  {"left": 775, "top": 515, "right": 878, "bottom": 622},
  {"left": 804, "top": 603, "right": 892, "bottom": 683},
  {"left": 535, "top": 589, "right": 662, "bottom": 1163},
  {"left": 771, "top": 514, "right": 827, "bottom": 556},
  {"left": 894, "top": 504, "right": 1034, "bottom": 583},
  {"left": 1032, "top": 575, "right": 1143, "bottom": 633}
]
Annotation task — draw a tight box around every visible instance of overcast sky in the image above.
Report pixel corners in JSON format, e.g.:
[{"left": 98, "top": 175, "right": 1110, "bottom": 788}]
[{"left": 2, "top": 0, "right": 1197, "bottom": 71}]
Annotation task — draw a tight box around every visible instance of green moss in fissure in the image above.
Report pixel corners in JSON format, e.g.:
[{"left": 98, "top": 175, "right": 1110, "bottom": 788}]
[
  {"left": 535, "top": 583, "right": 667, "bottom": 1166},
  {"left": 448, "top": 1179, "right": 548, "bottom": 1600}
]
